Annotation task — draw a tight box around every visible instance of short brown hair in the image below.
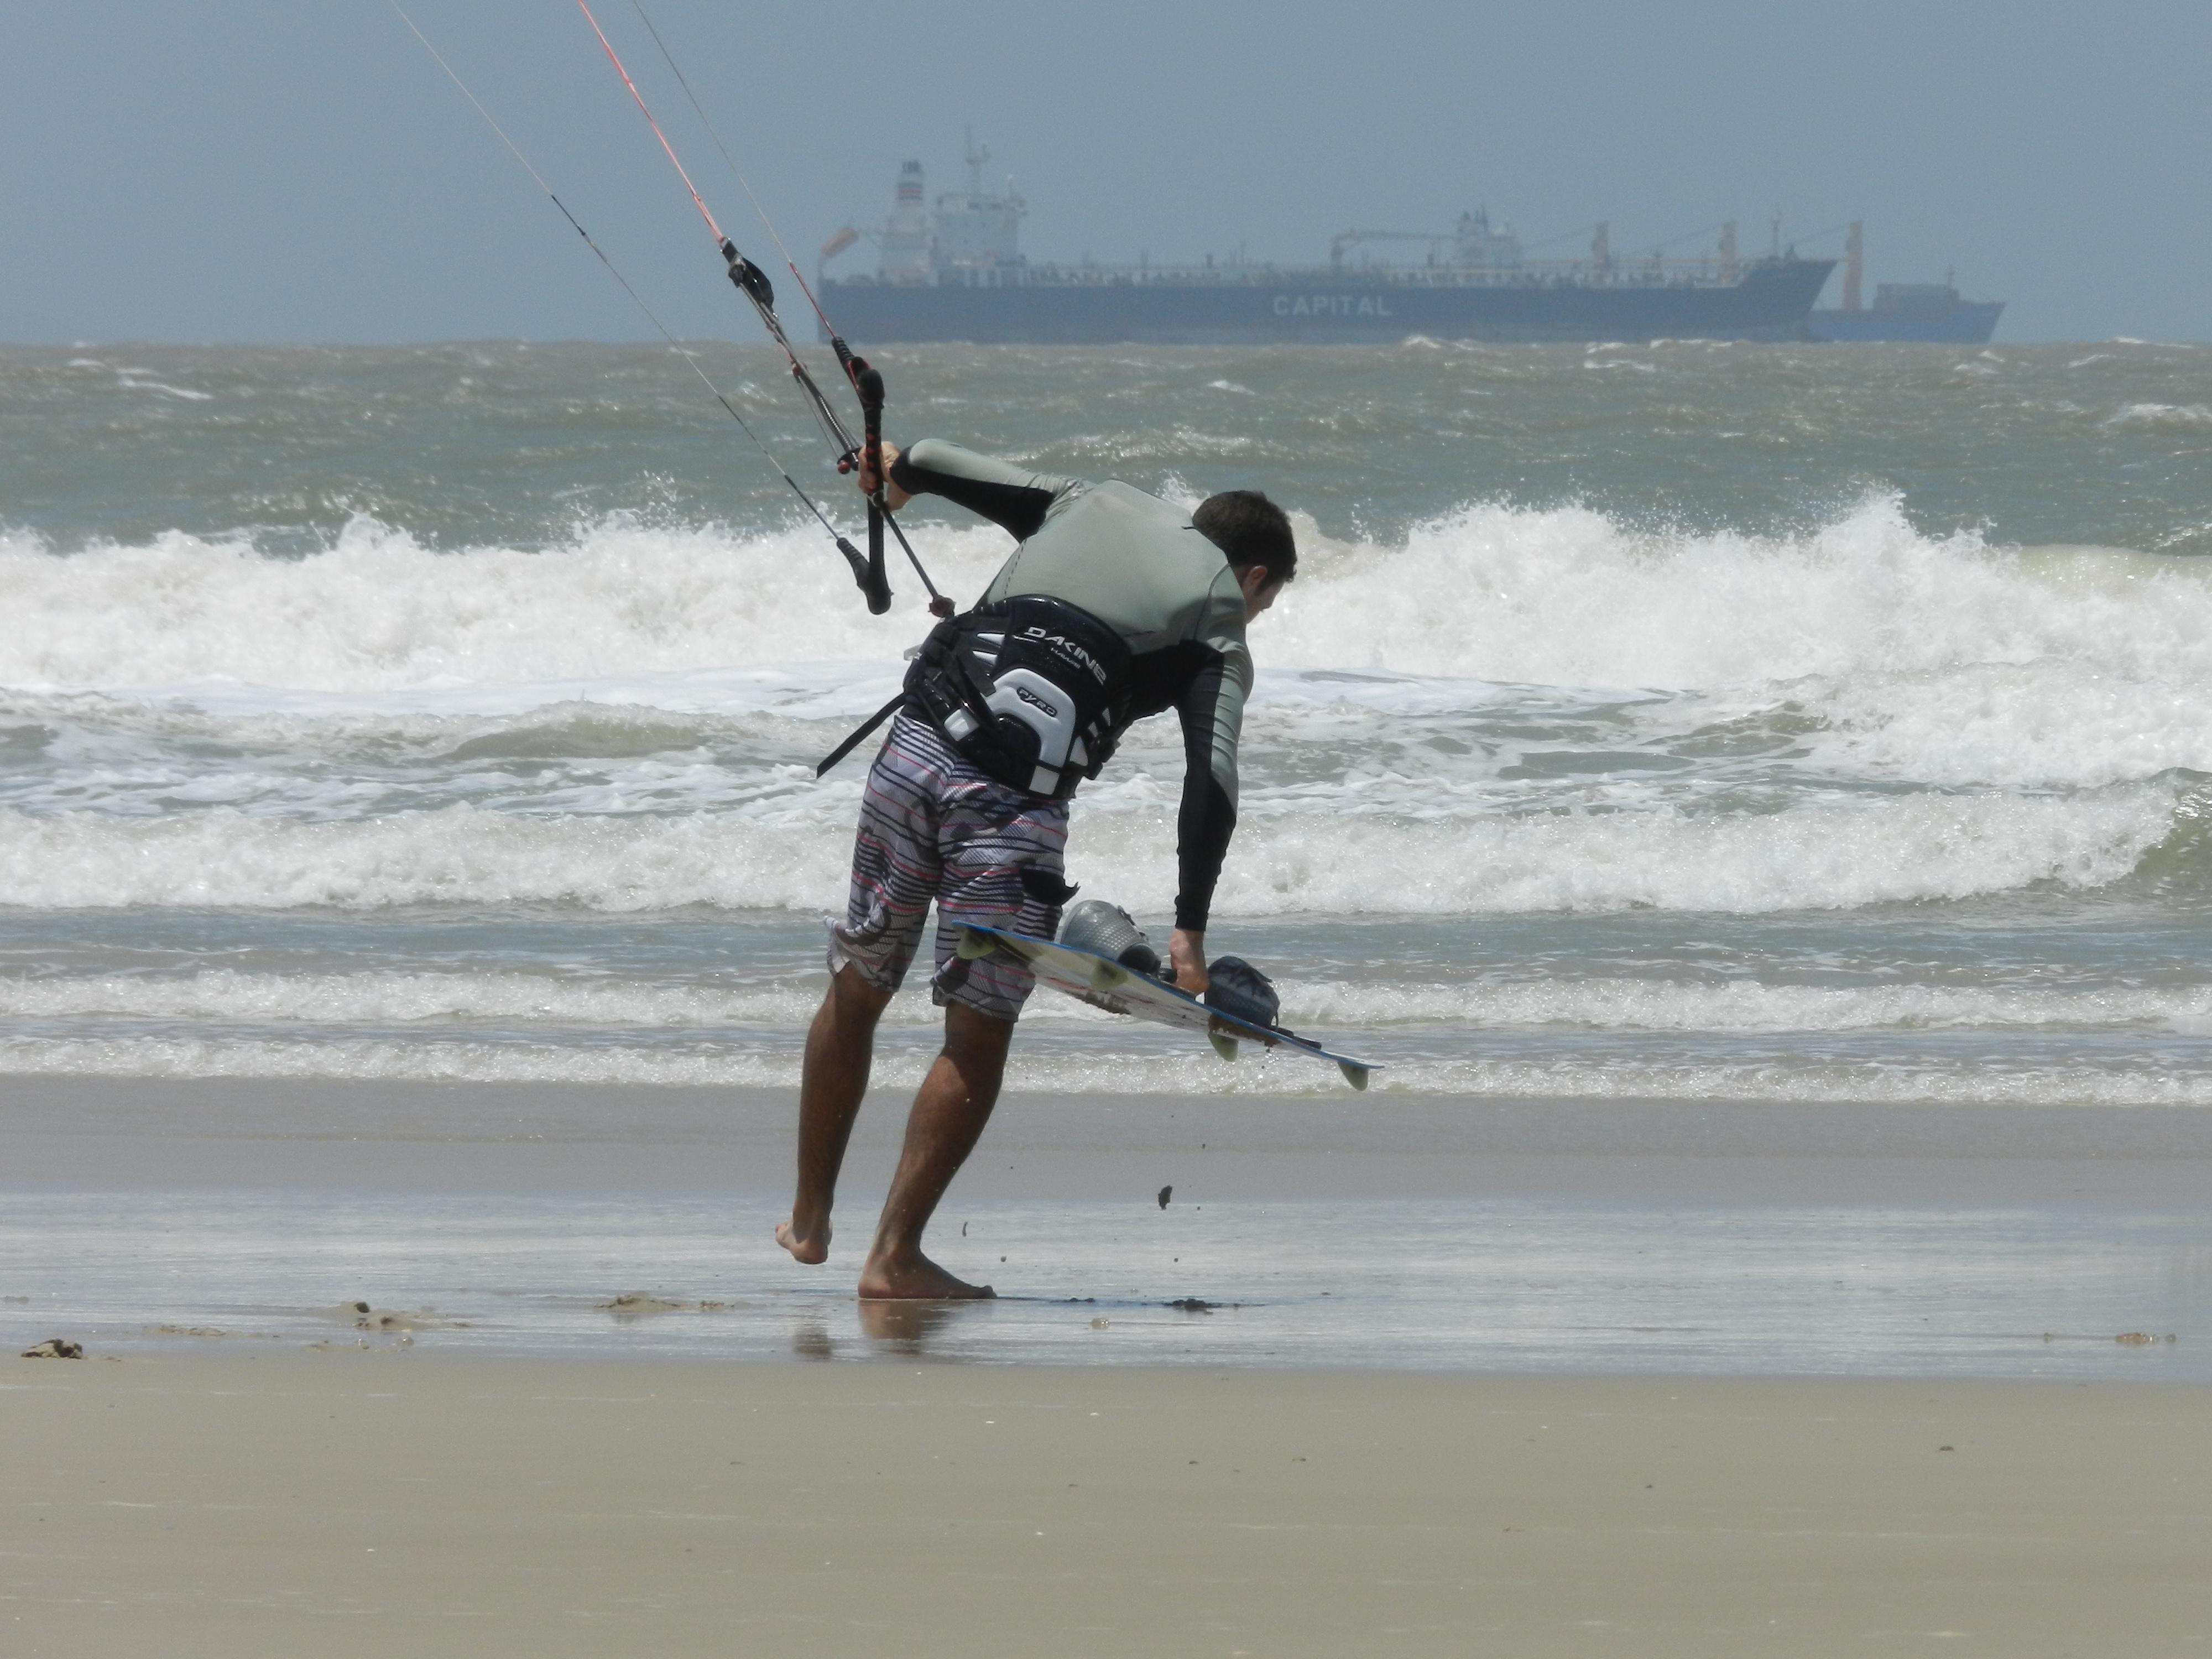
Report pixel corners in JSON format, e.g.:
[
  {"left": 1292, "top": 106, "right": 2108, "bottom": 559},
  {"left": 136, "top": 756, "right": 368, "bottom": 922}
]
[{"left": 1193, "top": 491, "right": 1296, "bottom": 585}]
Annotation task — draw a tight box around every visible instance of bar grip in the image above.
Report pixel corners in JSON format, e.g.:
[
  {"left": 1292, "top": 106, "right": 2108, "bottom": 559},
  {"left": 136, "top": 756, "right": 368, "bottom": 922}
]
[{"left": 854, "top": 360, "right": 890, "bottom": 612}]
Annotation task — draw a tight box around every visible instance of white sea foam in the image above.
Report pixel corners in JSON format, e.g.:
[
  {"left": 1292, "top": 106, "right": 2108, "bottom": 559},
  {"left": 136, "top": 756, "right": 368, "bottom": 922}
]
[
  {"left": 3, "top": 1035, "right": 2205, "bottom": 1105},
  {"left": 1811, "top": 661, "right": 2212, "bottom": 789},
  {"left": 0, "top": 800, "right": 857, "bottom": 912},
  {"left": 1266, "top": 496, "right": 2212, "bottom": 690},
  {"left": 5, "top": 668, "right": 2201, "bottom": 830},
  {"left": 9, "top": 969, "right": 2208, "bottom": 1037},
  {"left": 7, "top": 496, "right": 2206, "bottom": 922},
  {"left": 2108, "top": 402, "right": 2212, "bottom": 432},
  {"left": 9, "top": 495, "right": 2210, "bottom": 705},
  {"left": 0, "top": 782, "right": 2177, "bottom": 915},
  {"left": 0, "top": 669, "right": 905, "bottom": 737},
  {"left": 1173, "top": 785, "right": 2178, "bottom": 916},
  {"left": 0, "top": 971, "right": 1070, "bottom": 1031},
  {"left": 0, "top": 514, "right": 1019, "bottom": 693},
  {"left": 1280, "top": 978, "right": 2212, "bottom": 1034},
  {"left": 115, "top": 375, "right": 213, "bottom": 403}
]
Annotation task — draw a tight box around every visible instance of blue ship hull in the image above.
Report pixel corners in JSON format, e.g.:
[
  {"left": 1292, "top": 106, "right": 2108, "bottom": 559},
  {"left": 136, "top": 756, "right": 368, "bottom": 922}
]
[
  {"left": 1808, "top": 301, "right": 2004, "bottom": 343},
  {"left": 821, "top": 259, "right": 1836, "bottom": 347}
]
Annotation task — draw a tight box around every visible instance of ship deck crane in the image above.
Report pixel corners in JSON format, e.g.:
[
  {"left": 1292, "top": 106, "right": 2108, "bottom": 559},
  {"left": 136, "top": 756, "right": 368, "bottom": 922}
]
[{"left": 1329, "top": 229, "right": 1453, "bottom": 269}]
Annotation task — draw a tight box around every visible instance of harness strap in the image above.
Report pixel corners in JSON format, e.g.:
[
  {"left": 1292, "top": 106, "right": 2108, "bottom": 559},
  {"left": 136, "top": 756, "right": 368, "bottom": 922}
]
[{"left": 814, "top": 691, "right": 907, "bottom": 778}]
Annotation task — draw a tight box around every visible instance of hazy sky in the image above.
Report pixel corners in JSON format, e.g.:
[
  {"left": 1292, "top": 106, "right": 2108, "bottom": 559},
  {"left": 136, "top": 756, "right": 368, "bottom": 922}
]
[{"left": 6, "top": 0, "right": 2205, "bottom": 343}]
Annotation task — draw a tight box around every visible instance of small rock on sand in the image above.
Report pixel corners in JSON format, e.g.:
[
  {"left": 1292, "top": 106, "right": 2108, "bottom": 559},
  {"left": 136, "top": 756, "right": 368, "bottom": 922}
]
[
  {"left": 1157, "top": 1185, "right": 1172, "bottom": 1209},
  {"left": 21, "top": 1338, "right": 84, "bottom": 1360}
]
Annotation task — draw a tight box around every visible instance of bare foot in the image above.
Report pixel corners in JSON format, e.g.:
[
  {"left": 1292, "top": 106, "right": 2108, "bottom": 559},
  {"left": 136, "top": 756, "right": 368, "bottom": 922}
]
[
  {"left": 857, "top": 1248, "right": 995, "bottom": 1301},
  {"left": 775, "top": 1215, "right": 830, "bottom": 1265}
]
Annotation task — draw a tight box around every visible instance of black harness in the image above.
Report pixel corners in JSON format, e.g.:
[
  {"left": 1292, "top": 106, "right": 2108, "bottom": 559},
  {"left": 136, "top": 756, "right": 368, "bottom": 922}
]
[{"left": 817, "top": 596, "right": 1132, "bottom": 799}]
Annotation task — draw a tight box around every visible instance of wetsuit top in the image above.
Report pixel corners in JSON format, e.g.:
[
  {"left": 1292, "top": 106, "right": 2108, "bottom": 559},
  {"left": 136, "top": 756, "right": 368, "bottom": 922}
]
[{"left": 889, "top": 439, "right": 1252, "bottom": 933}]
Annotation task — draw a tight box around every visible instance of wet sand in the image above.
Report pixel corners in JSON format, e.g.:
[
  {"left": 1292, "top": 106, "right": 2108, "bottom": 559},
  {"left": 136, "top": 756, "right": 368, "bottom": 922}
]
[
  {"left": 10, "top": 1073, "right": 2212, "bottom": 1374},
  {"left": 4, "top": 1353, "right": 2209, "bottom": 1657},
  {"left": 11, "top": 1074, "right": 2212, "bottom": 1204}
]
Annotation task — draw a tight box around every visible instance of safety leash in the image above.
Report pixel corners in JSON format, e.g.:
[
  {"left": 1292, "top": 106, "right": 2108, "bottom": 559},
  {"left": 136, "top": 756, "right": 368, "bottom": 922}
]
[{"left": 814, "top": 692, "right": 909, "bottom": 779}]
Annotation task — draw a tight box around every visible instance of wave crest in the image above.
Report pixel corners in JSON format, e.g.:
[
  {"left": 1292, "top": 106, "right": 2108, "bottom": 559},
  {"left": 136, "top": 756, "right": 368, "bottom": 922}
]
[{"left": 9, "top": 497, "right": 2210, "bottom": 702}]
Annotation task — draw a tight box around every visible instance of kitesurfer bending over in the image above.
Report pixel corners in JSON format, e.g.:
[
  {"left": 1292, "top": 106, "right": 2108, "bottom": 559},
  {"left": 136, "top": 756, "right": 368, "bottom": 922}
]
[{"left": 775, "top": 440, "right": 1296, "bottom": 1298}]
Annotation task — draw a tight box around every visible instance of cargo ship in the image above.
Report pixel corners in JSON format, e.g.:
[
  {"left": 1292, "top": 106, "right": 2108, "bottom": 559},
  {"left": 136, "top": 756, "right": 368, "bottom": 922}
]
[
  {"left": 817, "top": 148, "right": 1835, "bottom": 348},
  {"left": 1808, "top": 223, "right": 2004, "bottom": 342}
]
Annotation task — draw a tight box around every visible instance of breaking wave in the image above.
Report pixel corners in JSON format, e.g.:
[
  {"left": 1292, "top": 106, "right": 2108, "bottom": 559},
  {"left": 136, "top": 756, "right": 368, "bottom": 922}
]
[
  {"left": 7, "top": 494, "right": 2212, "bottom": 698},
  {"left": 2107, "top": 402, "right": 2212, "bottom": 432},
  {"left": 6, "top": 493, "right": 2210, "bottom": 920}
]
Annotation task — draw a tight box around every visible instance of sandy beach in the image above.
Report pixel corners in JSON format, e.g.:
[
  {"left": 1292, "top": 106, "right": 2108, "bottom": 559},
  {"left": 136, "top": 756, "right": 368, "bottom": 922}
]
[
  {"left": 4, "top": 1353, "right": 2208, "bottom": 1657},
  {"left": 6, "top": 1075, "right": 2212, "bottom": 1651}
]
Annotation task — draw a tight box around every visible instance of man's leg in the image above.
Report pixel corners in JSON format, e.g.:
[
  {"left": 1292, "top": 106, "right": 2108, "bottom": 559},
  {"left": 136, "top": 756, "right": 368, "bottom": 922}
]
[
  {"left": 857, "top": 1002, "right": 1014, "bottom": 1300},
  {"left": 775, "top": 964, "right": 894, "bottom": 1265},
  {"left": 779, "top": 715, "right": 946, "bottom": 1265}
]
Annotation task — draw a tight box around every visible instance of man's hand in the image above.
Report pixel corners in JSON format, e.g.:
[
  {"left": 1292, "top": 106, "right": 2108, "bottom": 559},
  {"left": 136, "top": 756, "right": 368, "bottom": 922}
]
[
  {"left": 858, "top": 441, "right": 910, "bottom": 512},
  {"left": 1167, "top": 928, "right": 1209, "bottom": 997}
]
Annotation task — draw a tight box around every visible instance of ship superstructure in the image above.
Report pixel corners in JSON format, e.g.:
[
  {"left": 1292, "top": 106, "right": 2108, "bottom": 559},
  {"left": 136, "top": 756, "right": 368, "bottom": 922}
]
[
  {"left": 1808, "top": 224, "right": 2004, "bottom": 342},
  {"left": 818, "top": 149, "right": 1835, "bottom": 347}
]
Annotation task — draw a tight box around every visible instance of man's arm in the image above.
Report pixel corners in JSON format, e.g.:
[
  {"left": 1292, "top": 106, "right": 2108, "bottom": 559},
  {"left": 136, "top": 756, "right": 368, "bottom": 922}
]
[
  {"left": 1167, "top": 637, "right": 1252, "bottom": 990},
  {"left": 882, "top": 440, "right": 1076, "bottom": 541}
]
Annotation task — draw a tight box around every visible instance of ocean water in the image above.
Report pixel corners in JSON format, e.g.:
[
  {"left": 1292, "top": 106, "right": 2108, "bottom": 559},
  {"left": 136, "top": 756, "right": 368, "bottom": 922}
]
[{"left": 4, "top": 338, "right": 2212, "bottom": 1105}]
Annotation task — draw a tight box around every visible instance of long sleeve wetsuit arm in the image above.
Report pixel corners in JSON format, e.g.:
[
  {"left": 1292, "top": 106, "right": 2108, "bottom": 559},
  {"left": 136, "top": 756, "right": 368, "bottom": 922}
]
[
  {"left": 887, "top": 440, "right": 1076, "bottom": 541},
  {"left": 1171, "top": 639, "right": 1251, "bottom": 933}
]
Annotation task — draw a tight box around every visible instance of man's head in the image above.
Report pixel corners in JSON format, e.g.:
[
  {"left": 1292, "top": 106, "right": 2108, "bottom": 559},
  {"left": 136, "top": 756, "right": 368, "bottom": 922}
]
[{"left": 1193, "top": 490, "right": 1296, "bottom": 620}]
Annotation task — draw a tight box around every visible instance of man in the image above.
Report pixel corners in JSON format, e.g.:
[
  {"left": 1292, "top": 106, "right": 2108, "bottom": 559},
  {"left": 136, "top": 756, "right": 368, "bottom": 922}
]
[{"left": 775, "top": 439, "right": 1295, "bottom": 1299}]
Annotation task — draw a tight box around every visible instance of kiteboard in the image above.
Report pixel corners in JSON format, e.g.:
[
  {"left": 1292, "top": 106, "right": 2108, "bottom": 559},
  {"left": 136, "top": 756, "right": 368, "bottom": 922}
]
[{"left": 955, "top": 924, "right": 1378, "bottom": 1090}]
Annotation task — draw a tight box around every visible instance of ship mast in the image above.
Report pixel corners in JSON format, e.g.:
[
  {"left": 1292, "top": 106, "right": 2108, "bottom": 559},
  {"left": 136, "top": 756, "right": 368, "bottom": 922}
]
[{"left": 964, "top": 127, "right": 988, "bottom": 200}]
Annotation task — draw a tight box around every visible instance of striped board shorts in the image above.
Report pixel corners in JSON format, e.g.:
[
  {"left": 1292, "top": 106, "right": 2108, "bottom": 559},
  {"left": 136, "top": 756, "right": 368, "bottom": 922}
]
[{"left": 827, "top": 712, "right": 1073, "bottom": 1022}]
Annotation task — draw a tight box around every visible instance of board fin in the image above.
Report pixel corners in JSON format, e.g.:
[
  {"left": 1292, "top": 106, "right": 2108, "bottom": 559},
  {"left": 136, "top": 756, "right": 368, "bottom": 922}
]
[
  {"left": 1338, "top": 1060, "right": 1370, "bottom": 1092},
  {"left": 1088, "top": 959, "right": 1129, "bottom": 995},
  {"left": 1208, "top": 1029, "right": 1239, "bottom": 1062},
  {"left": 954, "top": 926, "right": 999, "bottom": 962}
]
